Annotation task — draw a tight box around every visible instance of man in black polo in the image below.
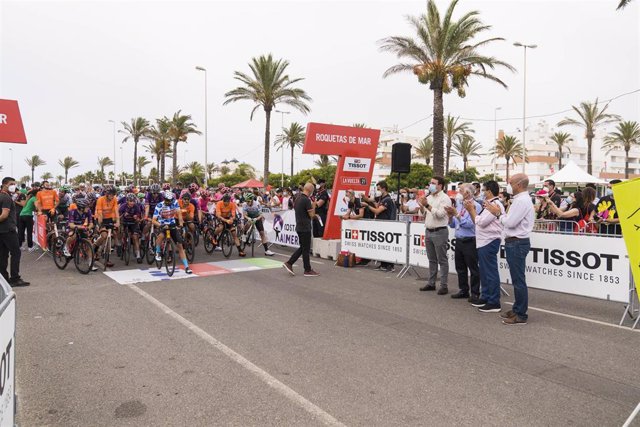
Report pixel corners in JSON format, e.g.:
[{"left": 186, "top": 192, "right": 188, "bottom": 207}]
[
  {"left": 0, "top": 177, "right": 30, "bottom": 287},
  {"left": 283, "top": 183, "right": 319, "bottom": 277},
  {"left": 366, "top": 180, "right": 397, "bottom": 272},
  {"left": 314, "top": 179, "right": 330, "bottom": 237}
]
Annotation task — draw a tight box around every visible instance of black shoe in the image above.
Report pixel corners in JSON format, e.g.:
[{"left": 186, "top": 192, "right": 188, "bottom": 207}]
[
  {"left": 10, "top": 278, "right": 30, "bottom": 287},
  {"left": 500, "top": 310, "right": 517, "bottom": 320},
  {"left": 468, "top": 294, "right": 479, "bottom": 303},
  {"left": 116, "top": 245, "right": 122, "bottom": 257},
  {"left": 470, "top": 298, "right": 487, "bottom": 307},
  {"left": 136, "top": 257, "right": 142, "bottom": 264},
  {"left": 420, "top": 285, "right": 436, "bottom": 291},
  {"left": 373, "top": 265, "right": 384, "bottom": 271},
  {"left": 437, "top": 287, "right": 448, "bottom": 295},
  {"left": 384, "top": 266, "right": 395, "bottom": 273},
  {"left": 478, "top": 303, "right": 501, "bottom": 313},
  {"left": 451, "top": 291, "right": 469, "bottom": 299}
]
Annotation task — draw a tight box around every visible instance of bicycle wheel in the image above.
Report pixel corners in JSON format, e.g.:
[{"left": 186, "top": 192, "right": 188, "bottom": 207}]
[
  {"left": 203, "top": 228, "right": 216, "bottom": 254},
  {"left": 164, "top": 239, "right": 176, "bottom": 276},
  {"left": 123, "top": 234, "right": 131, "bottom": 266},
  {"left": 184, "top": 231, "right": 195, "bottom": 263},
  {"left": 103, "top": 236, "right": 111, "bottom": 271},
  {"left": 193, "top": 226, "right": 200, "bottom": 247},
  {"left": 146, "top": 233, "right": 156, "bottom": 265},
  {"left": 249, "top": 227, "right": 256, "bottom": 258},
  {"left": 74, "top": 239, "right": 94, "bottom": 274},
  {"left": 52, "top": 237, "right": 69, "bottom": 270},
  {"left": 221, "top": 230, "right": 233, "bottom": 258}
]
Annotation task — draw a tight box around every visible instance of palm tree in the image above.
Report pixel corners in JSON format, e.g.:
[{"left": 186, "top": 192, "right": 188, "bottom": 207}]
[
  {"left": 602, "top": 121, "right": 640, "bottom": 179},
  {"left": 19, "top": 176, "right": 30, "bottom": 185},
  {"left": 451, "top": 135, "right": 483, "bottom": 181},
  {"left": 224, "top": 54, "right": 312, "bottom": 187},
  {"left": 235, "top": 162, "right": 257, "bottom": 178},
  {"left": 58, "top": 156, "right": 79, "bottom": 183},
  {"left": 275, "top": 122, "right": 306, "bottom": 176},
  {"left": 443, "top": 115, "right": 474, "bottom": 174},
  {"left": 25, "top": 155, "right": 46, "bottom": 184},
  {"left": 55, "top": 175, "right": 64, "bottom": 186},
  {"left": 492, "top": 135, "right": 524, "bottom": 182},
  {"left": 558, "top": 99, "right": 620, "bottom": 174},
  {"left": 166, "top": 111, "right": 201, "bottom": 185},
  {"left": 120, "top": 117, "right": 151, "bottom": 185},
  {"left": 352, "top": 123, "right": 368, "bottom": 128},
  {"left": 549, "top": 132, "right": 573, "bottom": 170},
  {"left": 137, "top": 156, "right": 152, "bottom": 180},
  {"left": 219, "top": 165, "right": 231, "bottom": 176},
  {"left": 97, "top": 156, "right": 114, "bottom": 181},
  {"left": 41, "top": 172, "right": 53, "bottom": 181},
  {"left": 617, "top": 0, "right": 633, "bottom": 9},
  {"left": 379, "top": 0, "right": 514, "bottom": 177},
  {"left": 147, "top": 118, "right": 172, "bottom": 182},
  {"left": 206, "top": 162, "right": 217, "bottom": 182},
  {"left": 415, "top": 135, "right": 434, "bottom": 165},
  {"left": 314, "top": 155, "right": 335, "bottom": 168}
]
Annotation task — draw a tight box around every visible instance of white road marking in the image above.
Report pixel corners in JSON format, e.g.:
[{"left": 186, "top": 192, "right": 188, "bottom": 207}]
[
  {"left": 503, "top": 302, "right": 640, "bottom": 332},
  {"left": 271, "top": 251, "right": 325, "bottom": 265},
  {"left": 127, "top": 284, "right": 347, "bottom": 427}
]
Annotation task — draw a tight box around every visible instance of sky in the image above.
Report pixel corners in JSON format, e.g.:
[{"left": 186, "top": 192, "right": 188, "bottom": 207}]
[{"left": 1, "top": 0, "right": 638, "bottom": 181}]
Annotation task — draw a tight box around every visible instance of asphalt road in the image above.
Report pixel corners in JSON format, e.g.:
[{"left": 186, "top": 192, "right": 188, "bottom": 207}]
[{"left": 12, "top": 243, "right": 640, "bottom": 426}]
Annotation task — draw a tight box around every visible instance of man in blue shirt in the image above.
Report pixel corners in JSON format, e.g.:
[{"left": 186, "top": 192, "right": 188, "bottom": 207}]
[{"left": 446, "top": 184, "right": 482, "bottom": 301}]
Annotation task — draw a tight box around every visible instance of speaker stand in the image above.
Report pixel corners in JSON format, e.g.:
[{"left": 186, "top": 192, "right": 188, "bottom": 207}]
[{"left": 396, "top": 172, "right": 402, "bottom": 216}]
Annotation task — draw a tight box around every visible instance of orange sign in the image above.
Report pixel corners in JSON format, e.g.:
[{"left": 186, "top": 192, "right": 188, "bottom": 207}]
[
  {"left": 36, "top": 214, "right": 47, "bottom": 249},
  {"left": 0, "top": 100, "right": 27, "bottom": 144}
]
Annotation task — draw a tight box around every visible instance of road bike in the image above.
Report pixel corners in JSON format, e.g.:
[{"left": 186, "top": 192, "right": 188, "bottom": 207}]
[
  {"left": 156, "top": 226, "right": 176, "bottom": 276},
  {"left": 52, "top": 228, "right": 94, "bottom": 274},
  {"left": 239, "top": 218, "right": 258, "bottom": 258},
  {"left": 94, "top": 226, "right": 113, "bottom": 271},
  {"left": 181, "top": 223, "right": 195, "bottom": 263}
]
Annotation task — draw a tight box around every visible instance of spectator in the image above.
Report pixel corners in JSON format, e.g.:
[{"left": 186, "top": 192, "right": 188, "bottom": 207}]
[
  {"left": 0, "top": 177, "right": 30, "bottom": 287},
  {"left": 342, "top": 189, "right": 364, "bottom": 219},
  {"left": 499, "top": 191, "right": 511, "bottom": 211},
  {"left": 18, "top": 189, "right": 37, "bottom": 251},
  {"left": 534, "top": 189, "right": 553, "bottom": 220},
  {"left": 401, "top": 188, "right": 421, "bottom": 214},
  {"left": 546, "top": 188, "right": 596, "bottom": 233},
  {"left": 543, "top": 179, "right": 562, "bottom": 209},
  {"left": 594, "top": 179, "right": 621, "bottom": 235},
  {"left": 314, "top": 179, "right": 330, "bottom": 236},
  {"left": 366, "top": 181, "right": 397, "bottom": 272},
  {"left": 282, "top": 183, "right": 318, "bottom": 277},
  {"left": 472, "top": 182, "right": 483, "bottom": 203},
  {"left": 445, "top": 184, "right": 481, "bottom": 300},
  {"left": 419, "top": 176, "right": 452, "bottom": 294},
  {"left": 466, "top": 180, "right": 505, "bottom": 309},
  {"left": 271, "top": 188, "right": 283, "bottom": 209},
  {"left": 484, "top": 173, "right": 534, "bottom": 324}
]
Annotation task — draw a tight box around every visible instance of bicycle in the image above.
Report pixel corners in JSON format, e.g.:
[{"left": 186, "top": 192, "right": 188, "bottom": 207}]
[
  {"left": 52, "top": 229, "right": 94, "bottom": 274},
  {"left": 120, "top": 224, "right": 132, "bottom": 266},
  {"left": 94, "top": 226, "right": 113, "bottom": 271},
  {"left": 217, "top": 220, "right": 236, "bottom": 259},
  {"left": 239, "top": 218, "right": 258, "bottom": 258},
  {"left": 144, "top": 222, "right": 157, "bottom": 265},
  {"left": 156, "top": 226, "right": 176, "bottom": 276},
  {"left": 202, "top": 215, "right": 218, "bottom": 254},
  {"left": 181, "top": 223, "right": 195, "bottom": 263},
  {"left": 46, "top": 215, "right": 68, "bottom": 252}
]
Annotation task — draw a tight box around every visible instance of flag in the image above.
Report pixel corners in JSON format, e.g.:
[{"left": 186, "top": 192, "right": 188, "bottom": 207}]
[{"left": 613, "top": 178, "right": 640, "bottom": 298}]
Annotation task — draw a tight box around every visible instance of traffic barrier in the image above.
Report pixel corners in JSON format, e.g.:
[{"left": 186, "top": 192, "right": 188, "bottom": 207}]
[{"left": 0, "top": 276, "right": 16, "bottom": 425}]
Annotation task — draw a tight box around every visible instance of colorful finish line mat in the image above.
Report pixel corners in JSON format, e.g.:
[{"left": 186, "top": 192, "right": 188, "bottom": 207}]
[{"left": 103, "top": 258, "right": 283, "bottom": 285}]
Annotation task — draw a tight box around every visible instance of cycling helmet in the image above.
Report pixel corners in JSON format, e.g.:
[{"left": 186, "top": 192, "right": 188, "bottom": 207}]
[
  {"left": 76, "top": 198, "right": 88, "bottom": 209},
  {"left": 245, "top": 193, "right": 254, "bottom": 201},
  {"left": 126, "top": 193, "right": 137, "bottom": 202},
  {"left": 188, "top": 183, "right": 199, "bottom": 193},
  {"left": 59, "top": 185, "right": 70, "bottom": 193},
  {"left": 162, "top": 183, "right": 171, "bottom": 191},
  {"left": 127, "top": 184, "right": 135, "bottom": 193},
  {"left": 200, "top": 189, "right": 210, "bottom": 198},
  {"left": 72, "top": 191, "right": 87, "bottom": 202},
  {"left": 150, "top": 183, "right": 161, "bottom": 194},
  {"left": 163, "top": 190, "right": 175, "bottom": 201},
  {"left": 137, "top": 192, "right": 146, "bottom": 199},
  {"left": 104, "top": 185, "right": 116, "bottom": 195}
]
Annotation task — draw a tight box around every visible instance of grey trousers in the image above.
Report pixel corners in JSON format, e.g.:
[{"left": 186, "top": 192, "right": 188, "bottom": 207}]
[{"left": 425, "top": 228, "right": 449, "bottom": 287}]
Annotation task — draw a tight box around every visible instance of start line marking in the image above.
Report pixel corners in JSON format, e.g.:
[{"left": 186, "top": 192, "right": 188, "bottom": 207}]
[
  {"left": 127, "top": 283, "right": 346, "bottom": 427},
  {"left": 103, "top": 258, "right": 283, "bottom": 285}
]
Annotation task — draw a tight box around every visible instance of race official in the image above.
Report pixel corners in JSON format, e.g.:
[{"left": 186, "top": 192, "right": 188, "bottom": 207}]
[
  {"left": 419, "top": 176, "right": 452, "bottom": 294},
  {"left": 484, "top": 173, "right": 534, "bottom": 325},
  {"left": 0, "top": 177, "right": 29, "bottom": 287}
]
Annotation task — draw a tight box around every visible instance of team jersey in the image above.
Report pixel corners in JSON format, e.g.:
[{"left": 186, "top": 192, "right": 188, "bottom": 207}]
[
  {"left": 178, "top": 199, "right": 195, "bottom": 220},
  {"left": 145, "top": 192, "right": 164, "bottom": 216},
  {"left": 68, "top": 208, "right": 93, "bottom": 226},
  {"left": 153, "top": 200, "right": 180, "bottom": 226},
  {"left": 119, "top": 203, "right": 143, "bottom": 223},
  {"left": 243, "top": 201, "right": 262, "bottom": 219},
  {"left": 216, "top": 201, "right": 238, "bottom": 219},
  {"left": 58, "top": 193, "right": 72, "bottom": 208},
  {"left": 36, "top": 189, "right": 59, "bottom": 210},
  {"left": 199, "top": 197, "right": 210, "bottom": 212},
  {"left": 95, "top": 196, "right": 118, "bottom": 219}
]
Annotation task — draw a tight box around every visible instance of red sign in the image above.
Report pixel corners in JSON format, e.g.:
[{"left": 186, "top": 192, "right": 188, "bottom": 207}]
[
  {"left": 303, "top": 123, "right": 380, "bottom": 240},
  {"left": 36, "top": 214, "right": 47, "bottom": 249},
  {"left": 0, "top": 100, "right": 27, "bottom": 144}
]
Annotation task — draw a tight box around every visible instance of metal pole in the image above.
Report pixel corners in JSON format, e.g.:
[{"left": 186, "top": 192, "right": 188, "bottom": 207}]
[
  {"left": 493, "top": 107, "right": 501, "bottom": 180},
  {"left": 195, "top": 66, "right": 208, "bottom": 184},
  {"left": 109, "top": 120, "right": 116, "bottom": 184},
  {"left": 522, "top": 46, "right": 527, "bottom": 174},
  {"left": 274, "top": 110, "right": 290, "bottom": 189}
]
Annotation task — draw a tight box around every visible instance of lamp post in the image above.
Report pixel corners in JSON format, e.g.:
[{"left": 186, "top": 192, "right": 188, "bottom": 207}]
[
  {"left": 120, "top": 146, "right": 124, "bottom": 185},
  {"left": 493, "top": 107, "right": 502, "bottom": 180},
  {"left": 514, "top": 42, "right": 537, "bottom": 173},
  {"left": 195, "top": 66, "right": 208, "bottom": 183},
  {"left": 275, "top": 109, "right": 290, "bottom": 189},
  {"left": 108, "top": 120, "right": 116, "bottom": 183},
  {"left": 8, "top": 148, "right": 13, "bottom": 176}
]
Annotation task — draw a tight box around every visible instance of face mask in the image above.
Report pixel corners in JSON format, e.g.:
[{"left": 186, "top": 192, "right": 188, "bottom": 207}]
[
  {"left": 455, "top": 193, "right": 464, "bottom": 202},
  {"left": 375, "top": 190, "right": 381, "bottom": 197},
  {"left": 7, "top": 185, "right": 16, "bottom": 193},
  {"left": 499, "top": 197, "right": 505, "bottom": 204},
  {"left": 543, "top": 186, "right": 550, "bottom": 193},
  {"left": 506, "top": 184, "right": 513, "bottom": 195},
  {"left": 566, "top": 196, "right": 573, "bottom": 205},
  {"left": 605, "top": 188, "right": 613, "bottom": 197},
  {"left": 429, "top": 184, "right": 437, "bottom": 193},
  {"left": 409, "top": 193, "right": 415, "bottom": 199}
]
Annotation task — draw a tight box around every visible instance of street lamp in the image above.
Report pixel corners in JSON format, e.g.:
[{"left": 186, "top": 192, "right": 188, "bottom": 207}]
[
  {"left": 108, "top": 120, "right": 116, "bottom": 183},
  {"left": 195, "top": 66, "right": 208, "bottom": 183},
  {"left": 513, "top": 42, "right": 537, "bottom": 173},
  {"left": 8, "top": 148, "right": 13, "bottom": 176},
  {"left": 493, "top": 107, "right": 501, "bottom": 180},
  {"left": 120, "top": 146, "right": 124, "bottom": 185},
  {"left": 275, "top": 109, "right": 290, "bottom": 188}
]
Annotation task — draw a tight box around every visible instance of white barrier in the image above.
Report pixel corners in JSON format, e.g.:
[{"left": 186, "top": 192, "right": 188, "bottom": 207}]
[
  {"left": 262, "top": 210, "right": 300, "bottom": 248},
  {"left": 0, "top": 277, "right": 16, "bottom": 426},
  {"left": 341, "top": 219, "right": 408, "bottom": 265}
]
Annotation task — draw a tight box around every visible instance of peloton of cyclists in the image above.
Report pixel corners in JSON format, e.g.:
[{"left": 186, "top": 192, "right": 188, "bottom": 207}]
[{"left": 152, "top": 190, "right": 193, "bottom": 274}]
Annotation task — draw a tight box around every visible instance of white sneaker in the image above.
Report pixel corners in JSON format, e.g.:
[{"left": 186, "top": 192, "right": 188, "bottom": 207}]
[
  {"left": 63, "top": 248, "right": 72, "bottom": 257},
  {"left": 155, "top": 252, "right": 162, "bottom": 262},
  {"left": 214, "top": 247, "right": 222, "bottom": 252},
  {"left": 20, "top": 247, "right": 26, "bottom": 251},
  {"left": 265, "top": 250, "right": 275, "bottom": 256},
  {"left": 28, "top": 247, "right": 37, "bottom": 253}
]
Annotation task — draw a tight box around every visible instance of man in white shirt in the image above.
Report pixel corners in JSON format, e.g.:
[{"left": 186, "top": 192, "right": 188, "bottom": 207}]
[
  {"left": 484, "top": 173, "right": 534, "bottom": 325},
  {"left": 419, "top": 176, "right": 452, "bottom": 295}
]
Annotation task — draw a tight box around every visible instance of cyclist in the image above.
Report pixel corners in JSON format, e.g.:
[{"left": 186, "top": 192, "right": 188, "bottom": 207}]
[
  {"left": 178, "top": 193, "right": 197, "bottom": 234},
  {"left": 94, "top": 185, "right": 120, "bottom": 267},
  {"left": 57, "top": 185, "right": 72, "bottom": 219},
  {"left": 152, "top": 191, "right": 192, "bottom": 274},
  {"left": 119, "top": 193, "right": 143, "bottom": 263},
  {"left": 35, "top": 180, "right": 59, "bottom": 223},
  {"left": 64, "top": 198, "right": 98, "bottom": 271},
  {"left": 215, "top": 192, "right": 246, "bottom": 257},
  {"left": 242, "top": 193, "right": 274, "bottom": 256},
  {"left": 143, "top": 184, "right": 163, "bottom": 236}
]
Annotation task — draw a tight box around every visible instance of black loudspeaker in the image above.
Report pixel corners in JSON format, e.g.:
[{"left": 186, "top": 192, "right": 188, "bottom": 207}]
[{"left": 391, "top": 143, "right": 412, "bottom": 173}]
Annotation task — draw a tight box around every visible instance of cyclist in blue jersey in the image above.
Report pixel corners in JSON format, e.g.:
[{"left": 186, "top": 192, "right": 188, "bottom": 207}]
[{"left": 152, "top": 191, "right": 192, "bottom": 274}]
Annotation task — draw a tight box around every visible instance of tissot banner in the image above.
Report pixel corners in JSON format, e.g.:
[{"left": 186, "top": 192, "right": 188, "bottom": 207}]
[{"left": 341, "top": 219, "right": 407, "bottom": 265}]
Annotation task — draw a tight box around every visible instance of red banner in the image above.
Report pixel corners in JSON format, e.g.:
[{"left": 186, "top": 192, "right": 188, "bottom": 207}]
[
  {"left": 303, "top": 123, "right": 380, "bottom": 240},
  {"left": 36, "top": 214, "right": 47, "bottom": 249},
  {"left": 0, "top": 100, "right": 27, "bottom": 144}
]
